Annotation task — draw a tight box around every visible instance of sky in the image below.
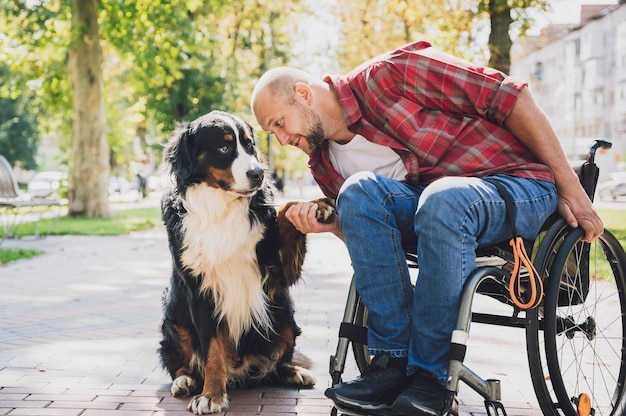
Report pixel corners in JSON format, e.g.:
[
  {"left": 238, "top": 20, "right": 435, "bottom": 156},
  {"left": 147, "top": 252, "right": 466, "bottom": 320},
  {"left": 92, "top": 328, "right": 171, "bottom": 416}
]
[{"left": 534, "top": 0, "right": 619, "bottom": 29}]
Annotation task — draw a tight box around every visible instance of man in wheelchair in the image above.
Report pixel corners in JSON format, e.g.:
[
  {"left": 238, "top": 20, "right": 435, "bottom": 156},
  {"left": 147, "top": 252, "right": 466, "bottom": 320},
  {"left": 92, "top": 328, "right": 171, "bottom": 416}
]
[{"left": 251, "top": 41, "right": 603, "bottom": 416}]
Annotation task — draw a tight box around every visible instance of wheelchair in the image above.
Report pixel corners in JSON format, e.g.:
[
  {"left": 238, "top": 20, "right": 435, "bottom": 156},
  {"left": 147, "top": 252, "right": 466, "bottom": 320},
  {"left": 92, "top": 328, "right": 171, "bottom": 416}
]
[{"left": 328, "top": 139, "right": 626, "bottom": 416}]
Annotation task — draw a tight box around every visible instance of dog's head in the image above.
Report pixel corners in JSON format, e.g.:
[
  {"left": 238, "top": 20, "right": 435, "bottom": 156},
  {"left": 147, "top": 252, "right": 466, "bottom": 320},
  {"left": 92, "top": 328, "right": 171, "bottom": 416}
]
[{"left": 164, "top": 110, "right": 266, "bottom": 196}]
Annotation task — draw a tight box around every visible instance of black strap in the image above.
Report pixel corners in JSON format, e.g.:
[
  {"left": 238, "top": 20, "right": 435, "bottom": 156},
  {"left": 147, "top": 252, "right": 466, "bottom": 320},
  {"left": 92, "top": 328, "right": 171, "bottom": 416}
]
[{"left": 339, "top": 322, "right": 368, "bottom": 345}]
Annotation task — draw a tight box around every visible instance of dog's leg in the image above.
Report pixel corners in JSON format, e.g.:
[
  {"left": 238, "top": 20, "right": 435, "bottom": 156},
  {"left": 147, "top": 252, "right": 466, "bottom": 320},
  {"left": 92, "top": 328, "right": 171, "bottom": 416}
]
[
  {"left": 168, "top": 326, "right": 198, "bottom": 397},
  {"left": 186, "top": 333, "right": 230, "bottom": 415},
  {"left": 276, "top": 198, "right": 336, "bottom": 286},
  {"left": 273, "top": 326, "right": 317, "bottom": 387},
  {"left": 276, "top": 203, "right": 307, "bottom": 286}
]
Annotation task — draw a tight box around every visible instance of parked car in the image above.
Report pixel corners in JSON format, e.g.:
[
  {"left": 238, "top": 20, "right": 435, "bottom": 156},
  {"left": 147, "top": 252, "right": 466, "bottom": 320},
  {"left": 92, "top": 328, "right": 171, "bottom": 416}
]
[
  {"left": 597, "top": 172, "right": 626, "bottom": 201},
  {"left": 27, "top": 171, "right": 68, "bottom": 199}
]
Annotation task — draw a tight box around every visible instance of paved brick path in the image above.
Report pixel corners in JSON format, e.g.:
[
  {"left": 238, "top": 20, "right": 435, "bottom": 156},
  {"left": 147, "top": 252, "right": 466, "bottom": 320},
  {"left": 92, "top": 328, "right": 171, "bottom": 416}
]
[{"left": 0, "top": 204, "right": 542, "bottom": 415}]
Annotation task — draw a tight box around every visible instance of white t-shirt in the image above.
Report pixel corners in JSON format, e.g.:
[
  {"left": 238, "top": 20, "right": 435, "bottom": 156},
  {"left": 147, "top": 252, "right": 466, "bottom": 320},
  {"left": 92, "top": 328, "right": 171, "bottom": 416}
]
[{"left": 327, "top": 135, "right": 408, "bottom": 181}]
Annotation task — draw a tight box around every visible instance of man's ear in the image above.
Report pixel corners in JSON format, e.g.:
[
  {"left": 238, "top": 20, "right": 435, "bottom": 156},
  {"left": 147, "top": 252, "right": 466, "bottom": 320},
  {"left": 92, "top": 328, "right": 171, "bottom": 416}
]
[{"left": 294, "top": 82, "right": 313, "bottom": 104}]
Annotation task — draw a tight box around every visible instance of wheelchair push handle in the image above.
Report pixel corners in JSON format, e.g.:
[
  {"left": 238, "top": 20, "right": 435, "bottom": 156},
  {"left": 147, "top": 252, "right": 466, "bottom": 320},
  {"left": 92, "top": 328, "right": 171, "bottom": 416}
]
[
  {"left": 580, "top": 139, "right": 612, "bottom": 201},
  {"left": 586, "top": 139, "right": 612, "bottom": 165}
]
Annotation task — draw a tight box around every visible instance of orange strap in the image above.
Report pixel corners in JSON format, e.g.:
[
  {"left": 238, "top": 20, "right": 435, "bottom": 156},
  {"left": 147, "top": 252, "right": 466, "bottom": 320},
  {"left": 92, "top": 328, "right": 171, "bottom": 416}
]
[
  {"left": 509, "top": 236, "right": 543, "bottom": 310},
  {"left": 483, "top": 177, "right": 544, "bottom": 310}
]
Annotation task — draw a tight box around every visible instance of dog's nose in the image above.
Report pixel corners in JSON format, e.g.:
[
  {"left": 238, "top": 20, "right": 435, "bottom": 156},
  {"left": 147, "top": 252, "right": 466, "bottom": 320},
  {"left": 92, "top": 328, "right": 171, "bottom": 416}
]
[{"left": 247, "top": 167, "right": 264, "bottom": 186}]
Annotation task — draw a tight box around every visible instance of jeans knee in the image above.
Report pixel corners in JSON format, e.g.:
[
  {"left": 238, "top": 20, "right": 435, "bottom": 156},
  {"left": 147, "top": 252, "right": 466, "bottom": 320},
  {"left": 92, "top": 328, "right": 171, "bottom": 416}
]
[
  {"left": 414, "top": 178, "right": 474, "bottom": 234},
  {"left": 417, "top": 182, "right": 458, "bottom": 215},
  {"left": 336, "top": 171, "right": 377, "bottom": 216}
]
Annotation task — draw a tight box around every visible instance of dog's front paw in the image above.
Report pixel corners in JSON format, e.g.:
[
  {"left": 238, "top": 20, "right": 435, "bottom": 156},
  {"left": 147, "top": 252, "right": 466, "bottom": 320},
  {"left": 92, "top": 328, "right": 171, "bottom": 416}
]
[
  {"left": 171, "top": 375, "right": 196, "bottom": 397},
  {"left": 186, "top": 393, "right": 229, "bottom": 414},
  {"left": 312, "top": 198, "right": 336, "bottom": 224}
]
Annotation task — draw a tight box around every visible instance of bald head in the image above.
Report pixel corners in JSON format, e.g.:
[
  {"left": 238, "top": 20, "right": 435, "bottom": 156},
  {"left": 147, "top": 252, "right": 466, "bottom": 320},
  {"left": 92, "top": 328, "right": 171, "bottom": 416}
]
[{"left": 251, "top": 67, "right": 319, "bottom": 115}]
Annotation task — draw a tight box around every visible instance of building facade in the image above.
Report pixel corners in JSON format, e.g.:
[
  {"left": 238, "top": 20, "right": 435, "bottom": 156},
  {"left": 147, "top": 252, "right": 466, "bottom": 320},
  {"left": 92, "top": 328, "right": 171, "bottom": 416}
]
[{"left": 510, "top": 2, "right": 626, "bottom": 177}]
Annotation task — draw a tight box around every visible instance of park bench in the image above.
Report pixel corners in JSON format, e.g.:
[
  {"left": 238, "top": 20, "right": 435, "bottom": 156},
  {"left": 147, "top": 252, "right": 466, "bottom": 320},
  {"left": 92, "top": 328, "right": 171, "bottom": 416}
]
[{"left": 0, "top": 154, "right": 61, "bottom": 242}]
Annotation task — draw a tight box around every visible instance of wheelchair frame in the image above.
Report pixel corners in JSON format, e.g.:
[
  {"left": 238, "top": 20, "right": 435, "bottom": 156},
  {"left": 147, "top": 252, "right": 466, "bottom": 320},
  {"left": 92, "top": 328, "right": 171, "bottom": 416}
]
[{"left": 328, "top": 140, "right": 626, "bottom": 416}]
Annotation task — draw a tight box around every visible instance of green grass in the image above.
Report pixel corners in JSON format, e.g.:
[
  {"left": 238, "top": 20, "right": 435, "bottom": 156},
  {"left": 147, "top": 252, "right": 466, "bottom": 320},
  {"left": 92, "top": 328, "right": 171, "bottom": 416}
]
[
  {"left": 11, "top": 207, "right": 162, "bottom": 237},
  {"left": 0, "top": 206, "right": 162, "bottom": 264},
  {"left": 0, "top": 248, "right": 42, "bottom": 265},
  {"left": 597, "top": 208, "right": 626, "bottom": 247}
]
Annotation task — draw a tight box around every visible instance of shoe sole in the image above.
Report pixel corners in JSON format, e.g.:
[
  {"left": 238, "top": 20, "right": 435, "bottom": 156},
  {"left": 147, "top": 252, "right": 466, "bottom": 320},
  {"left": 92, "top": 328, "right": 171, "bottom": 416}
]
[
  {"left": 332, "top": 401, "right": 398, "bottom": 416},
  {"left": 324, "top": 387, "right": 393, "bottom": 411},
  {"left": 391, "top": 396, "right": 459, "bottom": 416}
]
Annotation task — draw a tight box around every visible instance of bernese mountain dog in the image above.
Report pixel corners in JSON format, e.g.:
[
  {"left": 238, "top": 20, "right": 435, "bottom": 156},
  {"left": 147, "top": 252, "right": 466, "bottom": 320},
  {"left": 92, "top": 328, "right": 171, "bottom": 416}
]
[{"left": 158, "top": 110, "right": 335, "bottom": 414}]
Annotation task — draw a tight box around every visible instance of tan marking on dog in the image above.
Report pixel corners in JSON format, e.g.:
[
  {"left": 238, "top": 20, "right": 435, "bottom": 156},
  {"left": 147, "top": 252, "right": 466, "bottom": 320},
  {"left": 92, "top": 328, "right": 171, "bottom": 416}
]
[
  {"left": 171, "top": 325, "right": 198, "bottom": 397},
  {"left": 203, "top": 333, "right": 228, "bottom": 397},
  {"left": 186, "top": 332, "right": 232, "bottom": 414},
  {"left": 276, "top": 326, "right": 295, "bottom": 359},
  {"left": 204, "top": 166, "right": 235, "bottom": 189},
  {"left": 173, "top": 326, "right": 196, "bottom": 380}
]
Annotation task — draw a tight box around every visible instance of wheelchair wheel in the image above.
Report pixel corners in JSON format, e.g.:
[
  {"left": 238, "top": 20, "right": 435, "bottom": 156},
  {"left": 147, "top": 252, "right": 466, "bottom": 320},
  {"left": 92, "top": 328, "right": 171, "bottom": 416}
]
[{"left": 535, "top": 228, "right": 626, "bottom": 416}]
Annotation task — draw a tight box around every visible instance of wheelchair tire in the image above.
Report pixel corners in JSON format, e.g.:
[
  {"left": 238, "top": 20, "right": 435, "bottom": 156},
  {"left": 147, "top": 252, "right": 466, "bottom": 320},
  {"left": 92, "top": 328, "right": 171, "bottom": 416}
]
[
  {"left": 542, "top": 228, "right": 626, "bottom": 416},
  {"left": 525, "top": 219, "right": 573, "bottom": 414}
]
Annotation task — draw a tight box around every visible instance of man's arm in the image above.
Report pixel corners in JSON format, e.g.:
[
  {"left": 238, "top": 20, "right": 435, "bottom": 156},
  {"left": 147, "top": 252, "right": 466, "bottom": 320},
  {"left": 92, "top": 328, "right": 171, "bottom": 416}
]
[{"left": 504, "top": 88, "right": 603, "bottom": 242}]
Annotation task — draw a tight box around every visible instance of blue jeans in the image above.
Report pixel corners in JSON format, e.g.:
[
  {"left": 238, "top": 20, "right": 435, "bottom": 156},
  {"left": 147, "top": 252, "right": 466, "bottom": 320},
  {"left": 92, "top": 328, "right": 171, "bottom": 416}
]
[{"left": 336, "top": 172, "right": 558, "bottom": 385}]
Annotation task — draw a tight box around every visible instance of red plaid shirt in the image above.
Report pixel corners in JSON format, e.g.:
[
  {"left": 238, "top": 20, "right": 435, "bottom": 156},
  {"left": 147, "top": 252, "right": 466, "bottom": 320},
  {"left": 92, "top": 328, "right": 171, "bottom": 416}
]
[{"left": 309, "top": 41, "right": 553, "bottom": 198}]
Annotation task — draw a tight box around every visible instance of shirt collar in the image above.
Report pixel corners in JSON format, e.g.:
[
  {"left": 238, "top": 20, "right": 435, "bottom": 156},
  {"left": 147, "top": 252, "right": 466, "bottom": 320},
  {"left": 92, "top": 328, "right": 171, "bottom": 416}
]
[{"left": 323, "top": 75, "right": 362, "bottom": 127}]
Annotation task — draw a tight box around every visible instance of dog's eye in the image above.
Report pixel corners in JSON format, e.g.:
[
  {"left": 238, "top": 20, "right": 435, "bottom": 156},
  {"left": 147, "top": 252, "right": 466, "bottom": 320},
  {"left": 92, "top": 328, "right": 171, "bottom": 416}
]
[
  {"left": 245, "top": 141, "right": 254, "bottom": 151},
  {"left": 218, "top": 145, "right": 231, "bottom": 154}
]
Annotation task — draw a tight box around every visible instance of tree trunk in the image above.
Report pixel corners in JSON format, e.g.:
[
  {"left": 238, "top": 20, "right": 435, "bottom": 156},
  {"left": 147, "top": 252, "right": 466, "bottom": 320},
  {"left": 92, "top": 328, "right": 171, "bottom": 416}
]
[
  {"left": 487, "top": 1, "right": 513, "bottom": 74},
  {"left": 68, "top": 0, "right": 110, "bottom": 218}
]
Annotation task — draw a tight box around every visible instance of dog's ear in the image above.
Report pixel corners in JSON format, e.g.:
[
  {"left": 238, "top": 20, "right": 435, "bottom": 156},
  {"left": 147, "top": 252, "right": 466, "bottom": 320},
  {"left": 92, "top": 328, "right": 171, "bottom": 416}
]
[
  {"left": 165, "top": 123, "right": 195, "bottom": 180},
  {"left": 245, "top": 121, "right": 255, "bottom": 137}
]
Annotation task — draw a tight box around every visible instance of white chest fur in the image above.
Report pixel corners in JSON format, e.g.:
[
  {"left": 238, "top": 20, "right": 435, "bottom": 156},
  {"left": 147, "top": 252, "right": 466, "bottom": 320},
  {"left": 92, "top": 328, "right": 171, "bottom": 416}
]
[{"left": 180, "top": 184, "right": 270, "bottom": 342}]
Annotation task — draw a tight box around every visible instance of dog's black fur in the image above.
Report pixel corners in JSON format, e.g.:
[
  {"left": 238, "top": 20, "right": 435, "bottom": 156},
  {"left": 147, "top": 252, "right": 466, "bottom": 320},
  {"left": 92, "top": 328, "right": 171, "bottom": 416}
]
[{"left": 158, "top": 110, "right": 335, "bottom": 414}]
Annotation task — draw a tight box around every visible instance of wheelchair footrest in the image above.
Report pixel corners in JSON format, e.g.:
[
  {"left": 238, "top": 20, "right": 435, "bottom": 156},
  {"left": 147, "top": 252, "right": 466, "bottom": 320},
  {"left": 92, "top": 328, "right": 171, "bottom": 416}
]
[{"left": 485, "top": 400, "right": 507, "bottom": 416}]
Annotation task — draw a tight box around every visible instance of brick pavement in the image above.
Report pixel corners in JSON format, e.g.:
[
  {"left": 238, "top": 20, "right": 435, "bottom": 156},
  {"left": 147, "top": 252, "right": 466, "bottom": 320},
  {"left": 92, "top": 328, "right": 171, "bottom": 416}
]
[{"left": 0, "top": 204, "right": 543, "bottom": 415}]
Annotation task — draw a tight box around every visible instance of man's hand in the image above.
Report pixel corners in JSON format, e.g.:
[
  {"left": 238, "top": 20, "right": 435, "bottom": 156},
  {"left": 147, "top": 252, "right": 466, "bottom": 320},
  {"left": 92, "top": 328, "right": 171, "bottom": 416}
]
[
  {"left": 284, "top": 201, "right": 344, "bottom": 240},
  {"left": 556, "top": 181, "right": 604, "bottom": 242}
]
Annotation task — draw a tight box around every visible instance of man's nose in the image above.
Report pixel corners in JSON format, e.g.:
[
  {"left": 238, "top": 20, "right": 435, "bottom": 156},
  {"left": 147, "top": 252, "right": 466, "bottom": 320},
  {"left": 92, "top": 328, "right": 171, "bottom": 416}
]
[{"left": 275, "top": 132, "right": 290, "bottom": 146}]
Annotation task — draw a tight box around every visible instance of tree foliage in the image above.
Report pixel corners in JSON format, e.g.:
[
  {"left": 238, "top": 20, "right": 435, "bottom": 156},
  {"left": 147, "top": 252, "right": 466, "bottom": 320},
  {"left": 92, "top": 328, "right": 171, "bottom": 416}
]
[
  {"left": 0, "top": 0, "right": 300, "bottom": 215},
  {"left": 0, "top": 64, "right": 39, "bottom": 170},
  {"left": 334, "top": 0, "right": 550, "bottom": 73}
]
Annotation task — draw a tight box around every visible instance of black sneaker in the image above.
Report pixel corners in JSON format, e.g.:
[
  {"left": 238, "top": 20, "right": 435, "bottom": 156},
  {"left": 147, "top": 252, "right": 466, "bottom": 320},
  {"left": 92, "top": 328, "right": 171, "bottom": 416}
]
[
  {"left": 324, "top": 353, "right": 411, "bottom": 412},
  {"left": 391, "top": 371, "right": 458, "bottom": 416}
]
